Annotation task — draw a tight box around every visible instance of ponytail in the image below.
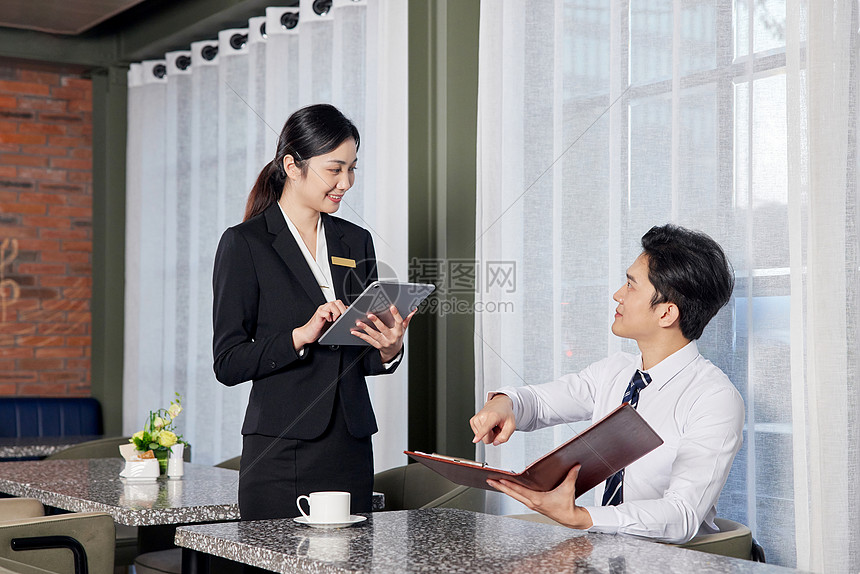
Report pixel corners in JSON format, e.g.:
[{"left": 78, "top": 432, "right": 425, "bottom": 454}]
[{"left": 244, "top": 159, "right": 286, "bottom": 222}]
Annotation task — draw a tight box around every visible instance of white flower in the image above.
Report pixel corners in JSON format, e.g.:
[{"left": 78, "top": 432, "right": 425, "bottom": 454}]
[{"left": 158, "top": 431, "right": 177, "bottom": 448}]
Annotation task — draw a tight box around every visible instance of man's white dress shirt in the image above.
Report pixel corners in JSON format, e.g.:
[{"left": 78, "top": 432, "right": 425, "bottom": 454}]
[{"left": 494, "top": 341, "right": 744, "bottom": 543}]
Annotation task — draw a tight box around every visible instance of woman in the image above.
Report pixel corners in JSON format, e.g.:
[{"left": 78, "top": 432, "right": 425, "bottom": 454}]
[{"left": 213, "top": 104, "right": 412, "bottom": 520}]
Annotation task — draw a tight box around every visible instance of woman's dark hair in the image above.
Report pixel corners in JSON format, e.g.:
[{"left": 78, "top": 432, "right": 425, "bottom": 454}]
[
  {"left": 244, "top": 104, "right": 360, "bottom": 221},
  {"left": 641, "top": 224, "right": 735, "bottom": 341}
]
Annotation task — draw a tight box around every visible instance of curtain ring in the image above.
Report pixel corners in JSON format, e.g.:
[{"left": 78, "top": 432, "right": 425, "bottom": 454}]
[
  {"left": 230, "top": 33, "right": 248, "bottom": 50},
  {"left": 312, "top": 0, "right": 332, "bottom": 16},
  {"left": 201, "top": 45, "right": 218, "bottom": 61},
  {"left": 176, "top": 55, "right": 191, "bottom": 70},
  {"left": 152, "top": 64, "right": 167, "bottom": 79},
  {"left": 281, "top": 12, "right": 299, "bottom": 30}
]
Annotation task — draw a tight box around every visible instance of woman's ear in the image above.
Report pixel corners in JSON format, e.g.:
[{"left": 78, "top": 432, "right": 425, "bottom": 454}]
[{"left": 283, "top": 155, "right": 302, "bottom": 181}]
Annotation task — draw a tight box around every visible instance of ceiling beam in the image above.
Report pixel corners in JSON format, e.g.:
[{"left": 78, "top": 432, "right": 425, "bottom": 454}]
[
  {"left": 116, "top": 0, "right": 290, "bottom": 63},
  {"left": 0, "top": 0, "right": 296, "bottom": 69},
  {"left": 119, "top": 0, "right": 290, "bottom": 62},
  {"left": 0, "top": 28, "right": 119, "bottom": 69}
]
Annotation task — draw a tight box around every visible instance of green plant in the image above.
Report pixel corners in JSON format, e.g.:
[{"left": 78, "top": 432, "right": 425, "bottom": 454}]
[{"left": 130, "top": 394, "right": 188, "bottom": 469}]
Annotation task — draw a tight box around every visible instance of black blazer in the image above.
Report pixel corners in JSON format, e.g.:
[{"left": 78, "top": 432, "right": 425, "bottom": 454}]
[{"left": 212, "top": 203, "right": 397, "bottom": 440}]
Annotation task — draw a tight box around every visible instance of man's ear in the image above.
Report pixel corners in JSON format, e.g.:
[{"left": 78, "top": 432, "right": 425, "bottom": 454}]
[{"left": 657, "top": 302, "right": 680, "bottom": 329}]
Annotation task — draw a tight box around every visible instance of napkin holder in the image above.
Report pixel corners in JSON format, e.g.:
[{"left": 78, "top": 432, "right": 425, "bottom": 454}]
[
  {"left": 119, "top": 443, "right": 159, "bottom": 482},
  {"left": 119, "top": 459, "right": 159, "bottom": 481}
]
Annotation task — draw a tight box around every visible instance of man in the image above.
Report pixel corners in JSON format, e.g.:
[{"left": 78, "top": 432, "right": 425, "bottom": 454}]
[{"left": 470, "top": 224, "right": 744, "bottom": 543}]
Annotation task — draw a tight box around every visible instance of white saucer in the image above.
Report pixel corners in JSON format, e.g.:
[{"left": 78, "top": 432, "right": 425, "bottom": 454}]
[{"left": 293, "top": 515, "right": 367, "bottom": 529}]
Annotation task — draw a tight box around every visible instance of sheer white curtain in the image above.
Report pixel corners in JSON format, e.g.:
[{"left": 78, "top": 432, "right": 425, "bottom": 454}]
[
  {"left": 123, "top": 61, "right": 167, "bottom": 436},
  {"left": 786, "top": 2, "right": 858, "bottom": 572},
  {"left": 263, "top": 6, "right": 300, "bottom": 154},
  {"left": 475, "top": 0, "right": 859, "bottom": 570},
  {"left": 246, "top": 16, "right": 268, "bottom": 187},
  {"left": 124, "top": 0, "right": 410, "bottom": 473},
  {"left": 162, "top": 49, "right": 192, "bottom": 417},
  {"left": 344, "top": 0, "right": 410, "bottom": 473}
]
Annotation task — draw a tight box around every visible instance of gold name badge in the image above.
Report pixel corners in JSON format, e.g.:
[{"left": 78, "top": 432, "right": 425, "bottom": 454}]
[{"left": 331, "top": 256, "right": 356, "bottom": 268}]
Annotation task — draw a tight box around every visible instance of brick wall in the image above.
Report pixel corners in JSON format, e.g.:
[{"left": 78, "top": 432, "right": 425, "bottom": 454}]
[{"left": 0, "top": 61, "right": 93, "bottom": 396}]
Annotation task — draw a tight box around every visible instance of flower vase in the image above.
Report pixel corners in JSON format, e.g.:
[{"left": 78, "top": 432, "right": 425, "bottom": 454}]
[{"left": 154, "top": 449, "right": 169, "bottom": 475}]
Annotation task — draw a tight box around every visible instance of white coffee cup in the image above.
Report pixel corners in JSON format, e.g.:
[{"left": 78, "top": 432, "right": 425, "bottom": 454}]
[{"left": 296, "top": 491, "right": 351, "bottom": 524}]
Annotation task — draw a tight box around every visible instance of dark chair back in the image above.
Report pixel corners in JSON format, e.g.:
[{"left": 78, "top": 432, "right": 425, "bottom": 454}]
[
  {"left": 374, "top": 463, "right": 485, "bottom": 512},
  {"left": 46, "top": 437, "right": 193, "bottom": 462},
  {"left": 44, "top": 436, "right": 130, "bottom": 460},
  {"left": 215, "top": 456, "right": 241, "bottom": 470}
]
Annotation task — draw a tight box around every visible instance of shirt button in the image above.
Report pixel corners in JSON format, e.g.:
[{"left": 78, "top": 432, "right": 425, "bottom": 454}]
[
  {"left": 329, "top": 345, "right": 340, "bottom": 351},
  {"left": 270, "top": 361, "right": 277, "bottom": 369}
]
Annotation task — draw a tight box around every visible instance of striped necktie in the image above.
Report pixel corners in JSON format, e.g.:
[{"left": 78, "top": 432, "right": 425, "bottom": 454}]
[{"left": 602, "top": 369, "right": 652, "bottom": 506}]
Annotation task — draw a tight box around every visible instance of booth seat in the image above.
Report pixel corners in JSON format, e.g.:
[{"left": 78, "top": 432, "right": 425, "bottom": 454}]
[{"left": 0, "top": 398, "right": 102, "bottom": 438}]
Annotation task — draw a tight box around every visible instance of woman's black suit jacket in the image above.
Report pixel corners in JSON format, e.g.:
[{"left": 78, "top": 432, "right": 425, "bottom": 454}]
[{"left": 212, "top": 203, "right": 397, "bottom": 441}]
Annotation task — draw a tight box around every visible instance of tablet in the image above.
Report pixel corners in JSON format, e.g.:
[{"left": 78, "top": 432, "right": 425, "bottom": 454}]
[{"left": 317, "top": 281, "right": 436, "bottom": 346}]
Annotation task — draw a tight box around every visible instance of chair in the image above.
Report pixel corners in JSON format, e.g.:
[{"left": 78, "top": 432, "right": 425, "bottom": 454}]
[
  {"left": 213, "top": 455, "right": 240, "bottom": 471},
  {"left": 44, "top": 436, "right": 129, "bottom": 461},
  {"left": 45, "top": 437, "right": 192, "bottom": 463},
  {"left": 373, "top": 462, "right": 486, "bottom": 512},
  {"left": 0, "top": 498, "right": 115, "bottom": 573},
  {"left": 676, "top": 518, "right": 766, "bottom": 562},
  {"left": 133, "top": 456, "right": 241, "bottom": 574},
  {"left": 0, "top": 498, "right": 45, "bottom": 520},
  {"left": 44, "top": 435, "right": 194, "bottom": 569},
  {"left": 45, "top": 437, "right": 138, "bottom": 569},
  {"left": 0, "top": 560, "right": 57, "bottom": 573}
]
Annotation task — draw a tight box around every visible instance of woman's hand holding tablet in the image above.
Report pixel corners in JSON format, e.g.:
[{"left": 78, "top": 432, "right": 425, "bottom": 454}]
[{"left": 318, "top": 281, "right": 435, "bottom": 346}]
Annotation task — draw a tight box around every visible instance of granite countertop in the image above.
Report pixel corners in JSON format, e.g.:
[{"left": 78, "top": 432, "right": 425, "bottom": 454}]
[
  {"left": 175, "top": 508, "right": 801, "bottom": 574},
  {"left": 0, "top": 458, "right": 239, "bottom": 526},
  {"left": 0, "top": 435, "right": 102, "bottom": 459},
  {"left": 0, "top": 458, "right": 385, "bottom": 526}
]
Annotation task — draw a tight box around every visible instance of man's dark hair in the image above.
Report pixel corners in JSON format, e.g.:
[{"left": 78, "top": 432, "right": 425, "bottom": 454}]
[{"left": 641, "top": 224, "right": 734, "bottom": 341}]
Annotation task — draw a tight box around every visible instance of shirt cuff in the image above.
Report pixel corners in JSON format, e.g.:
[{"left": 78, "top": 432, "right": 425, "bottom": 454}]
[
  {"left": 581, "top": 505, "right": 621, "bottom": 534},
  {"left": 382, "top": 348, "right": 403, "bottom": 370}
]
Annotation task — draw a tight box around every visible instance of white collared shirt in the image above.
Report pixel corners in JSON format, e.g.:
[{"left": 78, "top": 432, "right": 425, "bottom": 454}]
[
  {"left": 279, "top": 205, "right": 336, "bottom": 303},
  {"left": 277, "top": 205, "right": 402, "bottom": 368},
  {"left": 494, "top": 340, "right": 745, "bottom": 543}
]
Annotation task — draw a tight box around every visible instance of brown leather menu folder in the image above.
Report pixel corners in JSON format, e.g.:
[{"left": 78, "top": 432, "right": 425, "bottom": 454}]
[{"left": 405, "top": 403, "right": 663, "bottom": 498}]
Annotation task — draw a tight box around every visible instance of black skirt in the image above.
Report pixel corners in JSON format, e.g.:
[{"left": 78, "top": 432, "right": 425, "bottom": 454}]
[{"left": 237, "top": 393, "right": 374, "bottom": 520}]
